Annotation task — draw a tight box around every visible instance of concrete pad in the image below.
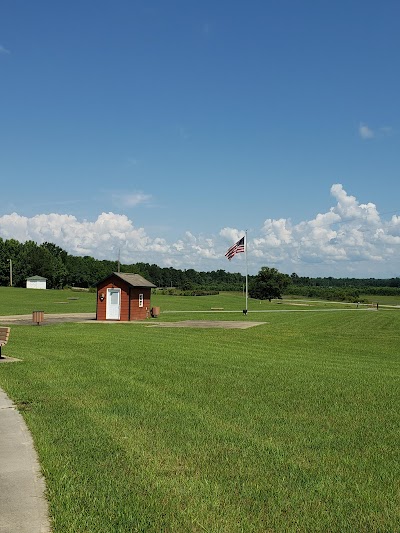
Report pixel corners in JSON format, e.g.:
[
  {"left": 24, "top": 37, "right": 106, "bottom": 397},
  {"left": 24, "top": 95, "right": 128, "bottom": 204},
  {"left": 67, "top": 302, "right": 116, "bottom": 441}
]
[
  {"left": 0, "top": 389, "right": 51, "bottom": 533},
  {"left": 146, "top": 320, "right": 266, "bottom": 329},
  {"left": 0, "top": 313, "right": 96, "bottom": 326}
]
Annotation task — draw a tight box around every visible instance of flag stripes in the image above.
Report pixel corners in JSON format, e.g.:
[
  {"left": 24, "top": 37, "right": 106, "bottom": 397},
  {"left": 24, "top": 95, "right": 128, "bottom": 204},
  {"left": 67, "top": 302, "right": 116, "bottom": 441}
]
[{"left": 225, "top": 236, "right": 245, "bottom": 260}]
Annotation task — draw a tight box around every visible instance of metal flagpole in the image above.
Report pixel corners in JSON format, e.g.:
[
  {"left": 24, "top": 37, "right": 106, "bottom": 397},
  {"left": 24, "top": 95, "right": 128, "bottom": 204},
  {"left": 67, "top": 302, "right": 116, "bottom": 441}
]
[{"left": 245, "top": 230, "right": 248, "bottom": 312}]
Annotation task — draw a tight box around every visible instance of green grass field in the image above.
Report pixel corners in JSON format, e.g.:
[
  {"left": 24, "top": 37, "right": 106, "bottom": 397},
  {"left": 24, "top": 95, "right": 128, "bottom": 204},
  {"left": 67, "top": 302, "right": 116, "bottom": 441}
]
[
  {"left": 0, "top": 297, "right": 399, "bottom": 532},
  {"left": 0, "top": 286, "right": 373, "bottom": 318},
  {"left": 0, "top": 286, "right": 96, "bottom": 315}
]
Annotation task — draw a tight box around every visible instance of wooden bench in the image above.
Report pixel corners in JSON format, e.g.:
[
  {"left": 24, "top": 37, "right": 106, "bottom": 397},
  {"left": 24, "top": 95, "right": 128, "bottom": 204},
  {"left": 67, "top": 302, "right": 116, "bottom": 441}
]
[{"left": 0, "top": 327, "right": 10, "bottom": 359}]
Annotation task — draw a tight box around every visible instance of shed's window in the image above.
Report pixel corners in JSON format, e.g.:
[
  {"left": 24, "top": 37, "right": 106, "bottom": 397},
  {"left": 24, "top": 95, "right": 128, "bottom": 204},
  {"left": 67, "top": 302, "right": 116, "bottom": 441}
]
[{"left": 139, "top": 293, "right": 144, "bottom": 307}]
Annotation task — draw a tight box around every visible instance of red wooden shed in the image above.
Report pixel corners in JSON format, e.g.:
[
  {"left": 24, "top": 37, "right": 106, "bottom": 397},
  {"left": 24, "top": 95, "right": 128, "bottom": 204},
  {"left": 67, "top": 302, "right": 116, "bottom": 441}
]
[{"left": 96, "top": 272, "right": 156, "bottom": 321}]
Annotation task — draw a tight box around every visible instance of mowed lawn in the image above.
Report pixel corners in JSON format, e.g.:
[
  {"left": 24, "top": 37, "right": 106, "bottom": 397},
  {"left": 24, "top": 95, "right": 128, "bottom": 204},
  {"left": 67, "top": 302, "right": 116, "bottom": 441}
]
[
  {"left": 0, "top": 286, "right": 96, "bottom": 315},
  {"left": 0, "top": 307, "right": 399, "bottom": 531},
  {"left": 0, "top": 286, "right": 360, "bottom": 319}
]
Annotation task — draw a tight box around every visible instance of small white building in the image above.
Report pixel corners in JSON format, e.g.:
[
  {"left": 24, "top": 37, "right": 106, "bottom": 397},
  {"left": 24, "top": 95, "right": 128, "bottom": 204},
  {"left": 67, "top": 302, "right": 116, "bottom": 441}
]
[{"left": 26, "top": 276, "right": 47, "bottom": 290}]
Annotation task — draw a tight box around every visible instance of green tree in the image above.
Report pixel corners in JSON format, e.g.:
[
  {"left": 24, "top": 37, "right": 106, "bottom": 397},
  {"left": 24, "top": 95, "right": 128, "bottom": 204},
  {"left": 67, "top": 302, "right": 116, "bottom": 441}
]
[
  {"left": 249, "top": 267, "right": 291, "bottom": 301},
  {"left": 290, "top": 272, "right": 299, "bottom": 284},
  {"left": 14, "top": 240, "right": 43, "bottom": 286},
  {"left": 0, "top": 239, "right": 10, "bottom": 285},
  {"left": 39, "top": 243, "right": 68, "bottom": 288}
]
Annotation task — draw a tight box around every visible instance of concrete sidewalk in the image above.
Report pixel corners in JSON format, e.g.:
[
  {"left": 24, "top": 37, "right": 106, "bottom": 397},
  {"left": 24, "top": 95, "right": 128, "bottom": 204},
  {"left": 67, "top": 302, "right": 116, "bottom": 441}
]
[{"left": 0, "top": 388, "right": 51, "bottom": 533}]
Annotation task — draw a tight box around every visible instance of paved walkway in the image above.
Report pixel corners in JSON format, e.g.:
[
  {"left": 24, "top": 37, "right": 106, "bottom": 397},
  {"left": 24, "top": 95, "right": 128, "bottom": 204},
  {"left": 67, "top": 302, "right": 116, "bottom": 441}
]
[{"left": 0, "top": 388, "right": 51, "bottom": 533}]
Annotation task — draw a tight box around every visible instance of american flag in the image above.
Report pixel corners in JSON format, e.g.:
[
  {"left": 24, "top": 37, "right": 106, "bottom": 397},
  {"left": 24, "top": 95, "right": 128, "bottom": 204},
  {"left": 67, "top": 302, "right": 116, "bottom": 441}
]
[{"left": 225, "top": 236, "right": 245, "bottom": 260}]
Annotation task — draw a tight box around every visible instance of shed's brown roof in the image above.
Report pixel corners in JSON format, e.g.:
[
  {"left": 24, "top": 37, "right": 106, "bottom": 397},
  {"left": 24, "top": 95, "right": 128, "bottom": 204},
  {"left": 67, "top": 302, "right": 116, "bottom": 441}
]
[{"left": 97, "top": 272, "right": 157, "bottom": 288}]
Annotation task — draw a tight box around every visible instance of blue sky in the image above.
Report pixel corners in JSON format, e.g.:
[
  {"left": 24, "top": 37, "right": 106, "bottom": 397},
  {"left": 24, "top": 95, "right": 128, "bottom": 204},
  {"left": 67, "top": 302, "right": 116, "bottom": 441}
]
[{"left": 1, "top": 1, "right": 399, "bottom": 277}]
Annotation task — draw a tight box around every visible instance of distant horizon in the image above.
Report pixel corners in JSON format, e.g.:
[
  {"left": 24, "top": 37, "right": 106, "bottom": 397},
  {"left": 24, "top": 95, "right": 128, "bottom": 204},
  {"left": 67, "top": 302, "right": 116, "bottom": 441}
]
[{"left": 1, "top": 230, "right": 399, "bottom": 282}]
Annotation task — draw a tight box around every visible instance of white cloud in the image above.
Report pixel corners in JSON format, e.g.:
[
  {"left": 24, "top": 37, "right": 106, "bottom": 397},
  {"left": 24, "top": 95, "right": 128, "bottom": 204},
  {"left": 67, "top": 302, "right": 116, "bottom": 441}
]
[
  {"left": 0, "top": 212, "right": 149, "bottom": 261},
  {"left": 0, "top": 184, "right": 399, "bottom": 277},
  {"left": 330, "top": 183, "right": 380, "bottom": 225},
  {"left": 243, "top": 184, "right": 399, "bottom": 275},
  {"left": 219, "top": 227, "right": 245, "bottom": 243},
  {"left": 359, "top": 123, "right": 394, "bottom": 140},
  {"left": 359, "top": 123, "right": 374, "bottom": 139},
  {"left": 261, "top": 218, "right": 292, "bottom": 244},
  {"left": 0, "top": 45, "right": 10, "bottom": 55},
  {"left": 112, "top": 192, "right": 152, "bottom": 208}
]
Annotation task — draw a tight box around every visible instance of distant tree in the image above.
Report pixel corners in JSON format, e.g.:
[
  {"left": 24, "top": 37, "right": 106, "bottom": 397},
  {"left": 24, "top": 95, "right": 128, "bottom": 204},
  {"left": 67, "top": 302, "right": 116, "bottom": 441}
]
[
  {"left": 41, "top": 242, "right": 68, "bottom": 260},
  {"left": 290, "top": 272, "right": 299, "bottom": 284},
  {"left": 249, "top": 267, "right": 291, "bottom": 301},
  {"left": 0, "top": 239, "right": 10, "bottom": 286},
  {"left": 181, "top": 280, "right": 194, "bottom": 291},
  {"left": 14, "top": 241, "right": 44, "bottom": 286}
]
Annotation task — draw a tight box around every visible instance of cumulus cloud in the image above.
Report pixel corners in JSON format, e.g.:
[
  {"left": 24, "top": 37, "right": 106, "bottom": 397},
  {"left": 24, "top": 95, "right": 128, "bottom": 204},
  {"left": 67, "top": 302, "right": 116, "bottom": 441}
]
[
  {"left": 0, "top": 184, "right": 399, "bottom": 276},
  {"left": 0, "top": 212, "right": 150, "bottom": 260},
  {"left": 182, "top": 232, "right": 219, "bottom": 260},
  {"left": 220, "top": 227, "right": 245, "bottom": 243},
  {"left": 247, "top": 184, "right": 394, "bottom": 273}
]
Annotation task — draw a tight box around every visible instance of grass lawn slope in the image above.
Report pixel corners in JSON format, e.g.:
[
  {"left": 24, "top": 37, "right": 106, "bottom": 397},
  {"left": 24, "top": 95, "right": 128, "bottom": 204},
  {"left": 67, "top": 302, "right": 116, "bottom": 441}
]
[{"left": 0, "top": 308, "right": 399, "bottom": 532}]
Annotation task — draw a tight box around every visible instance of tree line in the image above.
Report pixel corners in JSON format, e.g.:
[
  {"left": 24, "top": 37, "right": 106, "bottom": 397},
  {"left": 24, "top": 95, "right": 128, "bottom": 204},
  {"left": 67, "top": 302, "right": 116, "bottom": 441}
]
[
  {"left": 0, "top": 237, "right": 399, "bottom": 297},
  {"left": 289, "top": 272, "right": 400, "bottom": 288},
  {"left": 0, "top": 238, "right": 245, "bottom": 290}
]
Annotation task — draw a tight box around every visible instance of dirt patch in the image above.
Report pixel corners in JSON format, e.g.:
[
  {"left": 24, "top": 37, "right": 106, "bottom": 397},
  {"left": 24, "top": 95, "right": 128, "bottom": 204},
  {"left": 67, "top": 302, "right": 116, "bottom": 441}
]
[{"left": 146, "top": 320, "right": 266, "bottom": 329}]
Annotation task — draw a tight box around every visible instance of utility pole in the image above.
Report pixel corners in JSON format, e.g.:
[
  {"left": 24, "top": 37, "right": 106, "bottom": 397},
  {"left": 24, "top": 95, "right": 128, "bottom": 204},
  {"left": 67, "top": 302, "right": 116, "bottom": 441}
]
[{"left": 8, "top": 259, "right": 12, "bottom": 287}]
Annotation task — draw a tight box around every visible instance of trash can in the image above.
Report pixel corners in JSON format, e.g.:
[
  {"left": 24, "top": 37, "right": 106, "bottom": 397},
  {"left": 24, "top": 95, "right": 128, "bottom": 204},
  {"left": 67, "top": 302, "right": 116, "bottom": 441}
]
[
  {"left": 33, "top": 311, "right": 44, "bottom": 325},
  {"left": 151, "top": 307, "right": 160, "bottom": 318}
]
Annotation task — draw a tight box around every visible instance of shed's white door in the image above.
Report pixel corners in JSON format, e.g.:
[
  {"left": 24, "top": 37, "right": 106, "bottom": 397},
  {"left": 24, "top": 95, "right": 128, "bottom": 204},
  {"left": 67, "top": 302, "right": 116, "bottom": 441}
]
[{"left": 106, "top": 288, "right": 121, "bottom": 320}]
